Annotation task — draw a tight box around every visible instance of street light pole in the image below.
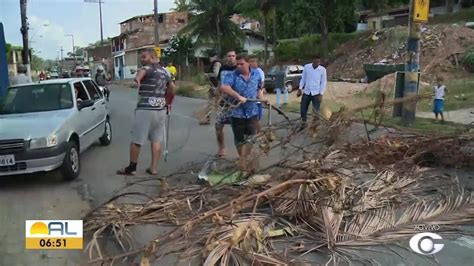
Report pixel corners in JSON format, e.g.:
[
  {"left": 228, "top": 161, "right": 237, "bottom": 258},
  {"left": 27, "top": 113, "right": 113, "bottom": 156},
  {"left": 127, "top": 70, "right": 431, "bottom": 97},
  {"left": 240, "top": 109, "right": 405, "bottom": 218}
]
[
  {"left": 65, "top": 34, "right": 75, "bottom": 65},
  {"left": 84, "top": 0, "right": 105, "bottom": 46},
  {"left": 154, "top": 0, "right": 161, "bottom": 59},
  {"left": 402, "top": 0, "right": 430, "bottom": 126},
  {"left": 99, "top": 0, "right": 104, "bottom": 45},
  {"left": 19, "top": 0, "right": 30, "bottom": 77}
]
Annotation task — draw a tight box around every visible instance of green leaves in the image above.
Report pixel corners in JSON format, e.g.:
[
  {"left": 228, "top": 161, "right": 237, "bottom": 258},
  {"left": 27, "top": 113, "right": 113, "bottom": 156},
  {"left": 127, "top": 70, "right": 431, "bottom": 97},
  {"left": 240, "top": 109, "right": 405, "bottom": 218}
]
[{"left": 180, "top": 0, "right": 244, "bottom": 55}]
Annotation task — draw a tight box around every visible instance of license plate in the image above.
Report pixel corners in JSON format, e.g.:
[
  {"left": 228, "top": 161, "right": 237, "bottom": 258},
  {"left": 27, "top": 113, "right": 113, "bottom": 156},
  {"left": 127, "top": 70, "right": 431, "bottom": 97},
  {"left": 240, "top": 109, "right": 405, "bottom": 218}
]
[{"left": 0, "top": 155, "right": 15, "bottom": 166}]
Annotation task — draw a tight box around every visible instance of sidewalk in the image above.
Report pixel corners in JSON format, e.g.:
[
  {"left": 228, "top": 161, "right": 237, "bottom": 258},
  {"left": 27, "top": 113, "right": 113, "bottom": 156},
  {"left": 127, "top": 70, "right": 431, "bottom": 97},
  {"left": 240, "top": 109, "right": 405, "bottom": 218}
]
[{"left": 417, "top": 108, "right": 474, "bottom": 125}]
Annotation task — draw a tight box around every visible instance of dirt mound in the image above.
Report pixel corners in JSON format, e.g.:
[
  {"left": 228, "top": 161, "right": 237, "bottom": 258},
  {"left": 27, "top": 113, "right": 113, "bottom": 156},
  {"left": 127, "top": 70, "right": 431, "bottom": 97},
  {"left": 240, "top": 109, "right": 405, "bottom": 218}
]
[{"left": 328, "top": 24, "right": 474, "bottom": 81}]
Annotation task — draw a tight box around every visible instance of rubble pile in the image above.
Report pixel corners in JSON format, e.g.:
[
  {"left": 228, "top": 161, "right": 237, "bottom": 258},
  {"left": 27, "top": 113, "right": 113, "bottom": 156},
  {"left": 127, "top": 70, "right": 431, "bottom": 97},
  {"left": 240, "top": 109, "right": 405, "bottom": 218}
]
[
  {"left": 328, "top": 24, "right": 474, "bottom": 81},
  {"left": 83, "top": 101, "right": 474, "bottom": 265}
]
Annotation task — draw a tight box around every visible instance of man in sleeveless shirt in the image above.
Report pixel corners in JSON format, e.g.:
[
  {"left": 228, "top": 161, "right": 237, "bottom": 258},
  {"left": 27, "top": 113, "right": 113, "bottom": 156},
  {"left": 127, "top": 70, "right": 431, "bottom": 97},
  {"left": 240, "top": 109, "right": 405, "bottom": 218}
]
[{"left": 117, "top": 48, "right": 176, "bottom": 175}]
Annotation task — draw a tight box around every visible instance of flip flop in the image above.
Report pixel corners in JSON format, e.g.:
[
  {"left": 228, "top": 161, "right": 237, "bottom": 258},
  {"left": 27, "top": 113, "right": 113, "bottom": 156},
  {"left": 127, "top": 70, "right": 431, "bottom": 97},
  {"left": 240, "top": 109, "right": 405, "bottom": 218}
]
[
  {"left": 116, "top": 167, "right": 136, "bottom": 176},
  {"left": 146, "top": 168, "right": 158, "bottom": 175}
]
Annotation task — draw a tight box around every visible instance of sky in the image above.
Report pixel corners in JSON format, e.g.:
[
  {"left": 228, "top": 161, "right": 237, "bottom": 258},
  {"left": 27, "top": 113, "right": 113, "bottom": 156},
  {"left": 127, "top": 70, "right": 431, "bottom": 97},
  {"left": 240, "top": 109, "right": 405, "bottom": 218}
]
[{"left": 0, "top": 0, "right": 177, "bottom": 59}]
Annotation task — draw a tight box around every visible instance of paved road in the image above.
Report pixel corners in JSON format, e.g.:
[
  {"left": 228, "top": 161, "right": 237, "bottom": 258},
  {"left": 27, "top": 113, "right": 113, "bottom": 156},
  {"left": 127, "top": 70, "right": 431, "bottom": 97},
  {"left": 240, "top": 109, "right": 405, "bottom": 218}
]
[
  {"left": 0, "top": 84, "right": 241, "bottom": 265},
  {"left": 1, "top": 84, "right": 473, "bottom": 265}
]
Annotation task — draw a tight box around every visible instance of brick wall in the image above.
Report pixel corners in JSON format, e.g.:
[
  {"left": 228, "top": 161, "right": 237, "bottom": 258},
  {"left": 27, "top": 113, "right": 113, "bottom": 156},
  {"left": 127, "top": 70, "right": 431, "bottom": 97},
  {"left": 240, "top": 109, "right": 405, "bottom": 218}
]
[{"left": 120, "top": 12, "right": 188, "bottom": 50}]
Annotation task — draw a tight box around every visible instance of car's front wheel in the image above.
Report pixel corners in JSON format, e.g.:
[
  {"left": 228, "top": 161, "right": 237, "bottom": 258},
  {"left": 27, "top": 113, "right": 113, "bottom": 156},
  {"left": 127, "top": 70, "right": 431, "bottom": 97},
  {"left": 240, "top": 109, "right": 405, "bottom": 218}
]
[
  {"left": 100, "top": 118, "right": 112, "bottom": 146},
  {"left": 61, "top": 141, "right": 80, "bottom": 181}
]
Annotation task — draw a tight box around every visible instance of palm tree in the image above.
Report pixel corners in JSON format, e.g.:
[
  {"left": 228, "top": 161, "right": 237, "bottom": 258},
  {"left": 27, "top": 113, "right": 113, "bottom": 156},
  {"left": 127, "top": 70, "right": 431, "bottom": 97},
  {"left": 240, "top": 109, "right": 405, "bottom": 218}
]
[
  {"left": 237, "top": 0, "right": 279, "bottom": 66},
  {"left": 180, "top": 0, "right": 243, "bottom": 56},
  {"left": 173, "top": 0, "right": 192, "bottom": 12}
]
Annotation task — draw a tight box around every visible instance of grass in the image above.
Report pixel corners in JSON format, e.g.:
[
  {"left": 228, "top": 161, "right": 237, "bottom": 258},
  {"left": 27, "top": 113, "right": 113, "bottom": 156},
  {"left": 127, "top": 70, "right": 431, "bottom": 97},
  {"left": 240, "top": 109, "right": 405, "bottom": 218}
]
[
  {"left": 430, "top": 7, "right": 474, "bottom": 24},
  {"left": 417, "top": 78, "right": 474, "bottom": 112},
  {"left": 281, "top": 95, "right": 469, "bottom": 135},
  {"left": 376, "top": 116, "right": 470, "bottom": 135}
]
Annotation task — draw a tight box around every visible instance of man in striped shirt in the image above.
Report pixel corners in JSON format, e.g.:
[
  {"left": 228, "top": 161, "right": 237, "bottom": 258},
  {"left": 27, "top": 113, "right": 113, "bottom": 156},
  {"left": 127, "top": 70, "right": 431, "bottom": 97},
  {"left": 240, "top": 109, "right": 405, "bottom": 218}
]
[{"left": 117, "top": 48, "right": 176, "bottom": 176}]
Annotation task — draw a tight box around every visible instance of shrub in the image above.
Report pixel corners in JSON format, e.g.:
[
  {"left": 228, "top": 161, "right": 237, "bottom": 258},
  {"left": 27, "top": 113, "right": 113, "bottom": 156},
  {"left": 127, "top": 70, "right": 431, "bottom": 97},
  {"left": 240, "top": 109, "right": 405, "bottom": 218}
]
[
  {"left": 275, "top": 32, "right": 359, "bottom": 62},
  {"left": 463, "top": 49, "right": 474, "bottom": 72},
  {"left": 191, "top": 72, "right": 208, "bottom": 86}
]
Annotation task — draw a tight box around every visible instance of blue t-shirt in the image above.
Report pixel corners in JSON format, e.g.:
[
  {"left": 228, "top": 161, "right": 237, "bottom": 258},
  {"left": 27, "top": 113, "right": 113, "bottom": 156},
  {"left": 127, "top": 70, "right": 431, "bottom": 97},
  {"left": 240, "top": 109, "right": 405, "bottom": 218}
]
[{"left": 223, "top": 69, "right": 262, "bottom": 119}]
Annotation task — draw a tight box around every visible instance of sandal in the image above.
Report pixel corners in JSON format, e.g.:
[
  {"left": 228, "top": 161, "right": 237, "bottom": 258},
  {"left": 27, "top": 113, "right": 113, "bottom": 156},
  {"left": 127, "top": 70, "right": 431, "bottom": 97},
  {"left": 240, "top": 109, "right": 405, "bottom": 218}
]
[
  {"left": 146, "top": 168, "right": 158, "bottom": 175},
  {"left": 116, "top": 166, "right": 136, "bottom": 176}
]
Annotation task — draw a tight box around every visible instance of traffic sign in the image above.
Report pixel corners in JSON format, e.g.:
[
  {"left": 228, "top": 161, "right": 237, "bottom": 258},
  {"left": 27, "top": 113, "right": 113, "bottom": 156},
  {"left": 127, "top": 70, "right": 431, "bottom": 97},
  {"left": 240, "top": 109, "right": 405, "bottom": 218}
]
[
  {"left": 155, "top": 47, "right": 161, "bottom": 58},
  {"left": 413, "top": 0, "right": 430, "bottom": 23}
]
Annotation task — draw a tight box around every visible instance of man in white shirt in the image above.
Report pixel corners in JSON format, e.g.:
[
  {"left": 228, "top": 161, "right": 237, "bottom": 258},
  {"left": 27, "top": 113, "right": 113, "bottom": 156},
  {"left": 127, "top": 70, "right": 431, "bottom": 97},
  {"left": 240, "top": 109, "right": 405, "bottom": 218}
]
[
  {"left": 10, "top": 64, "right": 32, "bottom": 86},
  {"left": 297, "top": 55, "right": 327, "bottom": 126}
]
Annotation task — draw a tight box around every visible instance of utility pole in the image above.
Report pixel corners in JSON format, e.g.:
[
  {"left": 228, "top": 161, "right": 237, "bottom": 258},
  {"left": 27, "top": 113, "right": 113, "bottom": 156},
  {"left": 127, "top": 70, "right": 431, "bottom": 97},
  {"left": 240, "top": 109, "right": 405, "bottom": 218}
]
[
  {"left": 65, "top": 34, "right": 76, "bottom": 65},
  {"left": 154, "top": 0, "right": 161, "bottom": 59},
  {"left": 84, "top": 0, "right": 104, "bottom": 45},
  {"left": 402, "top": 0, "right": 430, "bottom": 126},
  {"left": 20, "top": 0, "right": 31, "bottom": 78},
  {"left": 60, "top": 46, "right": 64, "bottom": 71}
]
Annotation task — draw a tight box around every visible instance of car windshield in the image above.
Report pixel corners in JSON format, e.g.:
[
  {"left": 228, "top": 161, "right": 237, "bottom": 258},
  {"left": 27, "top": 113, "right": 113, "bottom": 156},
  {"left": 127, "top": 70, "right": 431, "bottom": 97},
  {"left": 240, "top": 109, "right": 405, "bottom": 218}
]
[
  {"left": 267, "top": 65, "right": 284, "bottom": 75},
  {"left": 0, "top": 83, "right": 73, "bottom": 115}
]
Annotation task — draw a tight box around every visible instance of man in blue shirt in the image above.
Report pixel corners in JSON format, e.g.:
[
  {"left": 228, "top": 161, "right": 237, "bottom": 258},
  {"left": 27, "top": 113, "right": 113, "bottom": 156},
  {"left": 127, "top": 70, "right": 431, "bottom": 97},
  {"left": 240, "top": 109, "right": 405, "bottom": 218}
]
[
  {"left": 297, "top": 55, "right": 327, "bottom": 127},
  {"left": 220, "top": 54, "right": 268, "bottom": 157}
]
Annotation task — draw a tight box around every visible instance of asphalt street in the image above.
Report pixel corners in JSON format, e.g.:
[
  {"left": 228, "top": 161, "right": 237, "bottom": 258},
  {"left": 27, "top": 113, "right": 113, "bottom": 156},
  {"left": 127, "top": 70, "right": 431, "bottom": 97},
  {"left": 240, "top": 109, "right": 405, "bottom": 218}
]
[
  {"left": 0, "top": 84, "right": 241, "bottom": 265},
  {"left": 0, "top": 84, "right": 473, "bottom": 266}
]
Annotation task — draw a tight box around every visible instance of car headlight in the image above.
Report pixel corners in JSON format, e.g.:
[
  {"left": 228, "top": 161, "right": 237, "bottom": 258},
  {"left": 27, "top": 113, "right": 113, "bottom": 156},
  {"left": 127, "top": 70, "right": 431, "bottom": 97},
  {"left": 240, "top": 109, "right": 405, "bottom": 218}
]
[{"left": 30, "top": 134, "right": 58, "bottom": 149}]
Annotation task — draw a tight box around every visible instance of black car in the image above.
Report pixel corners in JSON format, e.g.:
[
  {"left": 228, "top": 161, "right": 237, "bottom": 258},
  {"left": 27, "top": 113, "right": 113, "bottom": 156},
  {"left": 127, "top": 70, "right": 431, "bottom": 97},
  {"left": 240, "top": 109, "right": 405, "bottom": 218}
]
[{"left": 264, "top": 65, "right": 304, "bottom": 93}]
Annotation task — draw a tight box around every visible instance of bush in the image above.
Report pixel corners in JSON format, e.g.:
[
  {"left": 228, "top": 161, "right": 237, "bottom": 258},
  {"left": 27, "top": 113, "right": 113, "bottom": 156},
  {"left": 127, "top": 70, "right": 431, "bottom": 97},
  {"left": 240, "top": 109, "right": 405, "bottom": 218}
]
[
  {"left": 463, "top": 49, "right": 474, "bottom": 72},
  {"left": 191, "top": 72, "right": 208, "bottom": 86},
  {"left": 275, "top": 32, "right": 359, "bottom": 62}
]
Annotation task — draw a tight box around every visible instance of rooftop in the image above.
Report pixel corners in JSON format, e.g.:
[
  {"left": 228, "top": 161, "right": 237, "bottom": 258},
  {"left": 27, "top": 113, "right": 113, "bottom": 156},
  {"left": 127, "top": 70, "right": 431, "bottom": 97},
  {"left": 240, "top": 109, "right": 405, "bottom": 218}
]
[{"left": 119, "top": 11, "right": 186, "bottom": 24}]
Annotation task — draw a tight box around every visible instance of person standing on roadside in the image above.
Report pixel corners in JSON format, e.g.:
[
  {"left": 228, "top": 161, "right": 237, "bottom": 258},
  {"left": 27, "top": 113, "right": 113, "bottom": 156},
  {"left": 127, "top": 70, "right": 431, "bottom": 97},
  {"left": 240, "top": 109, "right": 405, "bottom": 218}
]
[
  {"left": 249, "top": 55, "right": 265, "bottom": 132},
  {"left": 166, "top": 62, "right": 177, "bottom": 81},
  {"left": 117, "top": 48, "right": 176, "bottom": 176},
  {"left": 297, "top": 55, "right": 327, "bottom": 129},
  {"left": 200, "top": 54, "right": 222, "bottom": 125},
  {"left": 10, "top": 64, "right": 32, "bottom": 86},
  {"left": 433, "top": 76, "right": 447, "bottom": 122},
  {"left": 220, "top": 54, "right": 268, "bottom": 158},
  {"left": 214, "top": 50, "right": 237, "bottom": 157}
]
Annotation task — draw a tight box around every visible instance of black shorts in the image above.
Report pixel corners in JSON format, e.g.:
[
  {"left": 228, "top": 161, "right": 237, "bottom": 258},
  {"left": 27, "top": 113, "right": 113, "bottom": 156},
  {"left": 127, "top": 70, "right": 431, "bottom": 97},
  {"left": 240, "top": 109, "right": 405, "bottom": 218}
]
[{"left": 230, "top": 116, "right": 258, "bottom": 147}]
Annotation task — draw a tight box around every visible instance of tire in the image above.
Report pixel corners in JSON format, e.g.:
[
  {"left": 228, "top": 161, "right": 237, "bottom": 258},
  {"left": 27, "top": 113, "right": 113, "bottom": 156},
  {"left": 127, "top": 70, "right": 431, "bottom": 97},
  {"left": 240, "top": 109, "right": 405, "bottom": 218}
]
[
  {"left": 285, "top": 82, "right": 294, "bottom": 93},
  {"left": 100, "top": 118, "right": 112, "bottom": 146},
  {"left": 61, "top": 141, "right": 80, "bottom": 181}
]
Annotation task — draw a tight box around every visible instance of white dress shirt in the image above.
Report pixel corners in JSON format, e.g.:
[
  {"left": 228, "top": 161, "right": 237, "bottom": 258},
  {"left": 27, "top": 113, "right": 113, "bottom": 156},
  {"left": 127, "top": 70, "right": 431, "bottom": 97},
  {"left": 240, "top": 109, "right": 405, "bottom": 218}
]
[{"left": 299, "top": 64, "right": 327, "bottom": 96}]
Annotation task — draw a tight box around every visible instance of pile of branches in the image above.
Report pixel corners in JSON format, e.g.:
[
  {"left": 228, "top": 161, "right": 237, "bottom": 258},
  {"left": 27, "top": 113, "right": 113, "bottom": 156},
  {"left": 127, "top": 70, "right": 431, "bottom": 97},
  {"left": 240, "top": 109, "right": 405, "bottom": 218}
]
[
  {"left": 84, "top": 95, "right": 474, "bottom": 265},
  {"left": 84, "top": 132, "right": 474, "bottom": 265}
]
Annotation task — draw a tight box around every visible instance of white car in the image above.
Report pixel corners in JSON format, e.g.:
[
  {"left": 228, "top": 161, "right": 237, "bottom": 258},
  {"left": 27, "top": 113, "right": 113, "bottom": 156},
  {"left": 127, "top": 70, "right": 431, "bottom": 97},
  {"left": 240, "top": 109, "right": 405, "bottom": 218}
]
[{"left": 0, "top": 78, "right": 112, "bottom": 180}]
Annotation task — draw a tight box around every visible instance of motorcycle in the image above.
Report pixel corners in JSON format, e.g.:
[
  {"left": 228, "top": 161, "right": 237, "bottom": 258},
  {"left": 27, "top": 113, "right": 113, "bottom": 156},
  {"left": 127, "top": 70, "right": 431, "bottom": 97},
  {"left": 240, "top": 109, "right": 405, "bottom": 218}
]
[{"left": 98, "top": 86, "right": 110, "bottom": 101}]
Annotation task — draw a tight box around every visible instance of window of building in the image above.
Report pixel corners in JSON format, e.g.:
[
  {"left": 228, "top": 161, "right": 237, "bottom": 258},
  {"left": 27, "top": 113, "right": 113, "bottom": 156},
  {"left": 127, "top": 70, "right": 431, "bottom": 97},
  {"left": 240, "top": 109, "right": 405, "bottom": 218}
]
[
  {"left": 158, "top": 14, "right": 164, "bottom": 23},
  {"left": 177, "top": 18, "right": 185, "bottom": 24}
]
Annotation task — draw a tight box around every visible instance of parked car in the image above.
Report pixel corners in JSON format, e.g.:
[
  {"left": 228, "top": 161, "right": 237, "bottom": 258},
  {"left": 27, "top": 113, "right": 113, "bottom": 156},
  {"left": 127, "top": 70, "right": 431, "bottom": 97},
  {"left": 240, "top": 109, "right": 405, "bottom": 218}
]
[
  {"left": 0, "top": 78, "right": 112, "bottom": 180},
  {"left": 264, "top": 65, "right": 304, "bottom": 93}
]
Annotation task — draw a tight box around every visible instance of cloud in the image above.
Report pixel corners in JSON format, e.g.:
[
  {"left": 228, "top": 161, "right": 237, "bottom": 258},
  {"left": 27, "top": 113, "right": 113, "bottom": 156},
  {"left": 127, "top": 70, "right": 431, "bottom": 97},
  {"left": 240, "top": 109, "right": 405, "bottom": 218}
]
[{"left": 28, "top": 15, "right": 86, "bottom": 59}]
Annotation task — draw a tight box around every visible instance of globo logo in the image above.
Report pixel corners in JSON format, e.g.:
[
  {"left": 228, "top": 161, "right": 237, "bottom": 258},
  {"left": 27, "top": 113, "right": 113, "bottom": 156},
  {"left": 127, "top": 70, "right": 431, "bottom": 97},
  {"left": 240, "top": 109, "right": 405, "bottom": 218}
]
[{"left": 409, "top": 232, "right": 444, "bottom": 255}]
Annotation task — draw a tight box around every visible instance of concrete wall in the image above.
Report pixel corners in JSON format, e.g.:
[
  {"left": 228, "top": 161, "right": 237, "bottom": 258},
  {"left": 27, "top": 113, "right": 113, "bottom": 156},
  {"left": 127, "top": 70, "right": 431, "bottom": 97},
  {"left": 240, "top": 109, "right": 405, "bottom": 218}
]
[
  {"left": 244, "top": 36, "right": 272, "bottom": 55},
  {"left": 368, "top": 17, "right": 383, "bottom": 30}
]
